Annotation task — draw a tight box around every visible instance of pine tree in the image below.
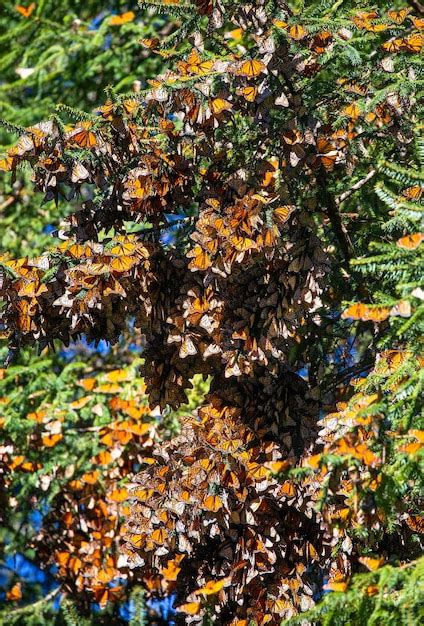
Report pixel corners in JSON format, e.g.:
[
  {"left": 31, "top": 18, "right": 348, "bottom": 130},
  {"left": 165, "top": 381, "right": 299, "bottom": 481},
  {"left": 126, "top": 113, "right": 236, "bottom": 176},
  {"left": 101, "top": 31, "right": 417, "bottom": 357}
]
[
  {"left": 0, "top": 0, "right": 165, "bottom": 259},
  {"left": 0, "top": 1, "right": 423, "bottom": 624}
]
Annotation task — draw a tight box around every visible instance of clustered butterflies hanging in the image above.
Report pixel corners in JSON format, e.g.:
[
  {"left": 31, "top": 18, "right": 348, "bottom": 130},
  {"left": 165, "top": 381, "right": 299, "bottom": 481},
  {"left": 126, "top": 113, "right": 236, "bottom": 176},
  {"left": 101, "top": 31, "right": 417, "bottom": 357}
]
[
  {"left": 0, "top": 361, "right": 156, "bottom": 606},
  {"left": 301, "top": 347, "right": 424, "bottom": 589},
  {"left": 0, "top": 0, "right": 422, "bottom": 623},
  {"left": 124, "top": 381, "right": 324, "bottom": 622}
]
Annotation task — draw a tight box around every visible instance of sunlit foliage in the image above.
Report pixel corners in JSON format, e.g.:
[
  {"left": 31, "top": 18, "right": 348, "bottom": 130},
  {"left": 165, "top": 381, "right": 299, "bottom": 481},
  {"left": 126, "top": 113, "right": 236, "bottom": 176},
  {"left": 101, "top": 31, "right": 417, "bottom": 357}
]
[{"left": 0, "top": 1, "right": 422, "bottom": 624}]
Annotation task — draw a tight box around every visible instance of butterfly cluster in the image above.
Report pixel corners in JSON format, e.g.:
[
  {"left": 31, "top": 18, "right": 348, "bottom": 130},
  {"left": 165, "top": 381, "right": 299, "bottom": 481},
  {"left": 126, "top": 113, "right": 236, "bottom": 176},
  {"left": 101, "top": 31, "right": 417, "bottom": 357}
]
[
  {"left": 124, "top": 382, "right": 325, "bottom": 623},
  {"left": 0, "top": 360, "right": 156, "bottom": 607},
  {"left": 0, "top": 0, "right": 423, "bottom": 623}
]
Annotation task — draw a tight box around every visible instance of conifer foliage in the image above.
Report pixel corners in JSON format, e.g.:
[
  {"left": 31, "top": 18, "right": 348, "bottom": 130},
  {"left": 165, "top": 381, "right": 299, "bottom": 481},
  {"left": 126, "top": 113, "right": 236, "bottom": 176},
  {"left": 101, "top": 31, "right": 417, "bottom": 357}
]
[{"left": 0, "top": 1, "right": 423, "bottom": 624}]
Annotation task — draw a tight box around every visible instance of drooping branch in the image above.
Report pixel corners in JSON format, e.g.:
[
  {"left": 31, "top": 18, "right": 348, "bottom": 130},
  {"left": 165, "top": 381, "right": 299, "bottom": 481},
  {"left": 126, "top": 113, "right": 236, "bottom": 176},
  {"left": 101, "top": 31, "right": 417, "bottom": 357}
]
[{"left": 317, "top": 172, "right": 354, "bottom": 265}]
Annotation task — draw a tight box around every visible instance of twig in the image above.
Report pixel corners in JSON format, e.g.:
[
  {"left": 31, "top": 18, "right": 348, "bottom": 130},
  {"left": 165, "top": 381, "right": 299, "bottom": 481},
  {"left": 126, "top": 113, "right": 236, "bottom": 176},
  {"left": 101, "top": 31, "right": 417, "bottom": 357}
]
[
  {"left": 7, "top": 586, "right": 60, "bottom": 616},
  {"left": 406, "top": 0, "right": 424, "bottom": 15},
  {"left": 336, "top": 169, "right": 376, "bottom": 206},
  {"left": 317, "top": 172, "right": 354, "bottom": 265},
  {"left": 0, "top": 195, "right": 16, "bottom": 212}
]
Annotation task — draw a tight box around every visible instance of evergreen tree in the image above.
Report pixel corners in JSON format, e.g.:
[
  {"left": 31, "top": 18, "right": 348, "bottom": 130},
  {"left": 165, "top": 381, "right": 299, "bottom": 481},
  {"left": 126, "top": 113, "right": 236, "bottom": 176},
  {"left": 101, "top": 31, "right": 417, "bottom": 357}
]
[{"left": 0, "top": 1, "right": 423, "bottom": 624}]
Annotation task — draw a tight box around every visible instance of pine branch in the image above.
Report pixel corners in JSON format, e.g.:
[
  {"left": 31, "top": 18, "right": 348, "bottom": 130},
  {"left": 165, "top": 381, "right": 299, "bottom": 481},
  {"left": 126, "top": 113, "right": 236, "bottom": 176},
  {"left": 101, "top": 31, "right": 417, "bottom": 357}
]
[
  {"left": 0, "top": 119, "right": 28, "bottom": 136},
  {"left": 336, "top": 169, "right": 376, "bottom": 205},
  {"left": 317, "top": 172, "right": 354, "bottom": 264},
  {"left": 55, "top": 103, "right": 98, "bottom": 123},
  {"left": 4, "top": 587, "right": 60, "bottom": 619}
]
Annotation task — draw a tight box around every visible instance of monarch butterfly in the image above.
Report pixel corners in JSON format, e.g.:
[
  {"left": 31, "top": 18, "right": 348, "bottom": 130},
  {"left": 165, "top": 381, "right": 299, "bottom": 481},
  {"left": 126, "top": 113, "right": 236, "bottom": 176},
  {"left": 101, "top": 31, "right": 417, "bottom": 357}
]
[
  {"left": 266, "top": 598, "right": 290, "bottom": 614},
  {"left": 387, "top": 8, "right": 410, "bottom": 24},
  {"left": 193, "top": 578, "right": 229, "bottom": 596},
  {"left": 97, "top": 100, "right": 115, "bottom": 118},
  {"left": 161, "top": 560, "right": 181, "bottom": 581},
  {"left": 94, "top": 383, "right": 122, "bottom": 394},
  {"left": 125, "top": 422, "right": 151, "bottom": 436},
  {"left": 71, "top": 162, "right": 90, "bottom": 183},
  {"left": 311, "top": 31, "right": 332, "bottom": 54},
  {"left": 95, "top": 450, "right": 113, "bottom": 465},
  {"left": 0, "top": 156, "right": 15, "bottom": 171},
  {"left": 108, "top": 488, "right": 129, "bottom": 502},
  {"left": 109, "top": 255, "right": 138, "bottom": 273},
  {"left": 324, "top": 579, "right": 349, "bottom": 592},
  {"left": 342, "top": 80, "right": 368, "bottom": 96},
  {"left": 104, "top": 369, "right": 130, "bottom": 383},
  {"left": 342, "top": 303, "right": 389, "bottom": 322},
  {"left": 203, "top": 494, "right": 223, "bottom": 512},
  {"left": 280, "top": 481, "right": 296, "bottom": 497},
  {"left": 177, "top": 602, "right": 201, "bottom": 615},
  {"left": 405, "top": 514, "right": 424, "bottom": 533},
  {"left": 273, "top": 19, "right": 288, "bottom": 30},
  {"left": 358, "top": 556, "right": 385, "bottom": 571},
  {"left": 27, "top": 410, "right": 46, "bottom": 422},
  {"left": 396, "top": 232, "right": 424, "bottom": 250},
  {"left": 218, "top": 437, "right": 244, "bottom": 454},
  {"left": 365, "top": 22, "right": 388, "bottom": 33},
  {"left": 18, "top": 279, "right": 48, "bottom": 298},
  {"left": 210, "top": 98, "right": 232, "bottom": 115},
  {"left": 402, "top": 185, "right": 423, "bottom": 200},
  {"left": 412, "top": 17, "right": 424, "bottom": 29},
  {"left": 139, "top": 37, "right": 159, "bottom": 50},
  {"left": 16, "top": 299, "right": 37, "bottom": 332},
  {"left": 273, "top": 205, "right": 295, "bottom": 225},
  {"left": 77, "top": 261, "right": 110, "bottom": 276},
  {"left": 382, "top": 38, "right": 403, "bottom": 53},
  {"left": 70, "top": 396, "right": 91, "bottom": 409},
  {"left": 235, "top": 59, "right": 265, "bottom": 78},
  {"left": 122, "top": 99, "right": 139, "bottom": 115},
  {"left": 42, "top": 433, "right": 63, "bottom": 447},
  {"left": 101, "top": 428, "right": 131, "bottom": 446},
  {"left": 288, "top": 24, "right": 307, "bottom": 40},
  {"left": 109, "top": 11, "right": 135, "bottom": 26},
  {"left": 402, "top": 33, "right": 423, "bottom": 53},
  {"left": 187, "top": 245, "right": 212, "bottom": 271},
  {"left": 132, "top": 488, "right": 154, "bottom": 501},
  {"left": 316, "top": 137, "right": 338, "bottom": 171},
  {"left": 246, "top": 462, "right": 268, "bottom": 481},
  {"left": 59, "top": 241, "right": 93, "bottom": 259},
  {"left": 6, "top": 583, "right": 22, "bottom": 602},
  {"left": 343, "top": 102, "right": 361, "bottom": 119},
  {"left": 282, "top": 129, "right": 302, "bottom": 145},
  {"left": 225, "top": 27, "right": 243, "bottom": 40},
  {"left": 9, "top": 134, "right": 36, "bottom": 157},
  {"left": 390, "top": 300, "right": 411, "bottom": 318},
  {"left": 178, "top": 50, "right": 214, "bottom": 75},
  {"left": 78, "top": 377, "right": 97, "bottom": 391},
  {"left": 16, "top": 3, "right": 35, "bottom": 18},
  {"left": 352, "top": 11, "right": 378, "bottom": 29},
  {"left": 231, "top": 235, "right": 256, "bottom": 252},
  {"left": 68, "top": 123, "right": 98, "bottom": 148},
  {"left": 151, "top": 528, "right": 168, "bottom": 544},
  {"left": 81, "top": 470, "right": 99, "bottom": 484}
]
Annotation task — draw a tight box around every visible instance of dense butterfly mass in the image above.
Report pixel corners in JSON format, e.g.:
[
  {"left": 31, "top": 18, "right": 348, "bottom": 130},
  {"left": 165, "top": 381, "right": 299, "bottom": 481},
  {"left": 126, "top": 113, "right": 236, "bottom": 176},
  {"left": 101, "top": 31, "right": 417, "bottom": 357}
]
[
  {"left": 0, "top": 0, "right": 423, "bottom": 623},
  {"left": 0, "top": 358, "right": 156, "bottom": 607}
]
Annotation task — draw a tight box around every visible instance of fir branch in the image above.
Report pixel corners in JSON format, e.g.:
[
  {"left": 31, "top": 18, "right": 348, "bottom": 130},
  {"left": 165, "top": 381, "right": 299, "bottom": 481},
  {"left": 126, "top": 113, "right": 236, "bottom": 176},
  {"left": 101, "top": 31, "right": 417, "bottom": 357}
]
[
  {"left": 0, "top": 119, "right": 28, "bottom": 136},
  {"left": 54, "top": 103, "right": 98, "bottom": 124},
  {"left": 4, "top": 587, "right": 60, "bottom": 620},
  {"left": 317, "top": 172, "right": 354, "bottom": 264},
  {"left": 336, "top": 169, "right": 376, "bottom": 205},
  {"left": 138, "top": 0, "right": 194, "bottom": 16}
]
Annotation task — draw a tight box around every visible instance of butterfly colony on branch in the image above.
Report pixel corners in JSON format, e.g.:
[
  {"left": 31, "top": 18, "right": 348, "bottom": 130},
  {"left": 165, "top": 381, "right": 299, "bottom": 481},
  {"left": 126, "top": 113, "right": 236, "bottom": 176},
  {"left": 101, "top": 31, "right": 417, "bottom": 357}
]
[{"left": 0, "top": 0, "right": 423, "bottom": 623}]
